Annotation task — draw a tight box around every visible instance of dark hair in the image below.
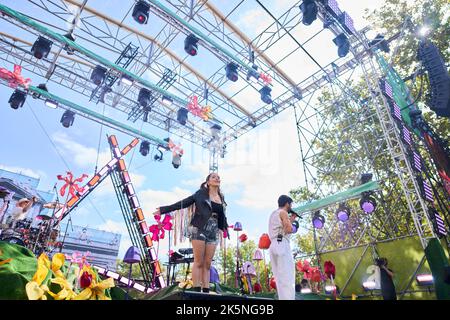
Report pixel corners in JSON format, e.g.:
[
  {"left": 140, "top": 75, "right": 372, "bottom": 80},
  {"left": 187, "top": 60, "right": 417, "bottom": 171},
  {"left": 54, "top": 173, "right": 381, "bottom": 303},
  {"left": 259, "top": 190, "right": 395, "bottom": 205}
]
[
  {"left": 200, "top": 173, "right": 225, "bottom": 204},
  {"left": 278, "top": 195, "right": 293, "bottom": 208}
]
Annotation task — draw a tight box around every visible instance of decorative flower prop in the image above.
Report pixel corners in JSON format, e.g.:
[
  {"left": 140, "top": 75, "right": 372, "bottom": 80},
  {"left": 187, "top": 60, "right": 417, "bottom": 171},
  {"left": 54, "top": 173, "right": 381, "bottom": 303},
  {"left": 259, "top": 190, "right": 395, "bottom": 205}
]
[
  {"left": 178, "top": 277, "right": 193, "bottom": 289},
  {"left": 0, "top": 249, "right": 12, "bottom": 266},
  {"left": 239, "top": 233, "right": 248, "bottom": 242},
  {"left": 186, "top": 95, "right": 212, "bottom": 120},
  {"left": 258, "top": 233, "right": 271, "bottom": 249},
  {"left": 253, "top": 282, "right": 262, "bottom": 293},
  {"left": 149, "top": 214, "right": 173, "bottom": 241},
  {"left": 259, "top": 73, "right": 272, "bottom": 85},
  {"left": 57, "top": 171, "right": 89, "bottom": 198},
  {"left": 296, "top": 260, "right": 303, "bottom": 272},
  {"left": 0, "top": 64, "right": 32, "bottom": 89},
  {"left": 324, "top": 261, "right": 336, "bottom": 279},
  {"left": 25, "top": 253, "right": 114, "bottom": 300},
  {"left": 26, "top": 254, "right": 51, "bottom": 300},
  {"left": 269, "top": 277, "right": 276, "bottom": 290},
  {"left": 75, "top": 266, "right": 114, "bottom": 300},
  {"left": 310, "top": 267, "right": 322, "bottom": 283}
]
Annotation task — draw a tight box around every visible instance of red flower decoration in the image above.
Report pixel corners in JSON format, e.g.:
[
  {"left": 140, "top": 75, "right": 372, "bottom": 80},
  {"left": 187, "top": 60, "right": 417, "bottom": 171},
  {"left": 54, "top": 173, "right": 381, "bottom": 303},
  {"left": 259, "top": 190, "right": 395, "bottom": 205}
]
[
  {"left": 324, "top": 260, "right": 336, "bottom": 279},
  {"left": 310, "top": 267, "right": 322, "bottom": 283},
  {"left": 79, "top": 271, "right": 93, "bottom": 288},
  {"left": 269, "top": 277, "right": 276, "bottom": 290},
  {"left": 149, "top": 214, "right": 173, "bottom": 241},
  {"left": 253, "top": 282, "right": 262, "bottom": 293},
  {"left": 57, "top": 171, "right": 88, "bottom": 198},
  {"left": 296, "top": 260, "right": 303, "bottom": 272},
  {"left": 259, "top": 73, "right": 272, "bottom": 85},
  {"left": 239, "top": 233, "right": 248, "bottom": 242},
  {"left": 258, "top": 233, "right": 271, "bottom": 249}
]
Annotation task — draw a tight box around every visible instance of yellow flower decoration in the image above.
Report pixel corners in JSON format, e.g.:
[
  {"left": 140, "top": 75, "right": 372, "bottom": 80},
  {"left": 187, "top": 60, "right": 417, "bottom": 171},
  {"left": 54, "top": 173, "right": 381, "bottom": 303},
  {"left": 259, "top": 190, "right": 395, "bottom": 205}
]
[
  {"left": 74, "top": 266, "right": 114, "bottom": 300},
  {"left": 0, "top": 249, "right": 12, "bottom": 266},
  {"left": 47, "top": 277, "right": 77, "bottom": 300},
  {"left": 51, "top": 253, "right": 66, "bottom": 278},
  {"left": 26, "top": 253, "right": 51, "bottom": 300},
  {"left": 178, "top": 279, "right": 193, "bottom": 289}
]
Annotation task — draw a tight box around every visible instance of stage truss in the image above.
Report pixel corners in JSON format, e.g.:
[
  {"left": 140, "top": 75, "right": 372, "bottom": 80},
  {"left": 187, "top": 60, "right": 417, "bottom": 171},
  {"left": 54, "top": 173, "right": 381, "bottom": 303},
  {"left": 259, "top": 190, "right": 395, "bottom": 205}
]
[{"left": 0, "top": 0, "right": 449, "bottom": 298}]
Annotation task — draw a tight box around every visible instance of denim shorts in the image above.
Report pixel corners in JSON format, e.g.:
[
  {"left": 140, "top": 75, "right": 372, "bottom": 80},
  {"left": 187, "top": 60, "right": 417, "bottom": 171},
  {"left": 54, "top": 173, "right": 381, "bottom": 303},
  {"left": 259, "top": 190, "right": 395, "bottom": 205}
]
[{"left": 188, "top": 214, "right": 219, "bottom": 245}]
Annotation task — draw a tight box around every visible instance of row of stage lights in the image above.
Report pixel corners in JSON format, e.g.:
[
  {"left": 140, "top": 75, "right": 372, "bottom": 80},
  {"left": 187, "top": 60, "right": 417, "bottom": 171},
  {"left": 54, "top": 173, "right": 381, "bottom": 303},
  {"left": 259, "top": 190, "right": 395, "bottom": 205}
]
[
  {"left": 311, "top": 192, "right": 377, "bottom": 229},
  {"left": 8, "top": 83, "right": 75, "bottom": 128},
  {"left": 131, "top": 0, "right": 273, "bottom": 105}
]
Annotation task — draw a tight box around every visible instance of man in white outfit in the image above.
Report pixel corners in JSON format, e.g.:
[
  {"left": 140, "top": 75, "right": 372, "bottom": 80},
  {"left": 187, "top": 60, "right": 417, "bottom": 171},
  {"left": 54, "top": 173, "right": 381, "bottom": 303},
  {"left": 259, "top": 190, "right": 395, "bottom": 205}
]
[
  {"left": 9, "top": 197, "right": 36, "bottom": 228},
  {"left": 268, "top": 195, "right": 298, "bottom": 300}
]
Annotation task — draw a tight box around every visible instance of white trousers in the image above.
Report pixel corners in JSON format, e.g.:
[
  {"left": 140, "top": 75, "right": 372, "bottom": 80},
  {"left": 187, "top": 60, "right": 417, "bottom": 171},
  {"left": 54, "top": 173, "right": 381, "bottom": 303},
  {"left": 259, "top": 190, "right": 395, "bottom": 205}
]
[{"left": 269, "top": 238, "right": 295, "bottom": 300}]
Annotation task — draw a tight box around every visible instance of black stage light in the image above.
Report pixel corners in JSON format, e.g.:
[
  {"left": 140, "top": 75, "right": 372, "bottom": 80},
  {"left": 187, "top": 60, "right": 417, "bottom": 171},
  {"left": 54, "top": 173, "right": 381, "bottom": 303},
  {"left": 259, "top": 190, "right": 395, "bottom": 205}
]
[
  {"left": 31, "top": 36, "right": 53, "bottom": 59},
  {"left": 90, "top": 65, "right": 108, "bottom": 86},
  {"left": 184, "top": 34, "right": 199, "bottom": 56},
  {"left": 60, "top": 110, "right": 75, "bottom": 128},
  {"left": 225, "top": 62, "right": 239, "bottom": 82},
  {"left": 172, "top": 153, "right": 181, "bottom": 169},
  {"left": 138, "top": 88, "right": 152, "bottom": 108},
  {"left": 333, "top": 33, "right": 350, "bottom": 58},
  {"left": 132, "top": 0, "right": 150, "bottom": 24},
  {"left": 8, "top": 90, "right": 27, "bottom": 109},
  {"left": 177, "top": 107, "right": 189, "bottom": 125},
  {"left": 139, "top": 140, "right": 150, "bottom": 156},
  {"left": 336, "top": 203, "right": 350, "bottom": 222},
  {"left": 259, "top": 85, "right": 272, "bottom": 104},
  {"left": 312, "top": 211, "right": 325, "bottom": 229},
  {"left": 299, "top": 0, "right": 318, "bottom": 25}
]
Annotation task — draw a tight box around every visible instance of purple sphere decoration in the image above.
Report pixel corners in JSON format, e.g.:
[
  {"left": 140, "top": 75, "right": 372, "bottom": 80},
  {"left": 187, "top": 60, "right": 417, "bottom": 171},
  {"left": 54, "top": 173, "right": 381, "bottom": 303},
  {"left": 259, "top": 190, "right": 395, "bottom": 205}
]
[{"left": 362, "top": 201, "right": 375, "bottom": 213}]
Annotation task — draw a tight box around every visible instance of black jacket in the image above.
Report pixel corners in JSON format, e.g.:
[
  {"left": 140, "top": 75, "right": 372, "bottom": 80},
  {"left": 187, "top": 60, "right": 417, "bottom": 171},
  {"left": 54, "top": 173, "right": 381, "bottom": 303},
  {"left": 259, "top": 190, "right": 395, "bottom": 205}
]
[{"left": 159, "top": 188, "right": 229, "bottom": 235}]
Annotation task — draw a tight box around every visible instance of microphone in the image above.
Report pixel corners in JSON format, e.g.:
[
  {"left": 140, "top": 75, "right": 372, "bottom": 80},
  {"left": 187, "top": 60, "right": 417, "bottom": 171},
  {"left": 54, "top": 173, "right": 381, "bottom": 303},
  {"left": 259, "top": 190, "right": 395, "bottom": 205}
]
[{"left": 289, "top": 209, "right": 302, "bottom": 219}]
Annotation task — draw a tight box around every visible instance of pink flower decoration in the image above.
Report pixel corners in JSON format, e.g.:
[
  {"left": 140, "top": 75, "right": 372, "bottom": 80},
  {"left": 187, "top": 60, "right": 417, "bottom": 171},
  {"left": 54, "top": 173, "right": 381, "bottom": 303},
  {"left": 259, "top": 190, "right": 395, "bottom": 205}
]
[
  {"left": 0, "top": 65, "right": 31, "bottom": 89},
  {"left": 149, "top": 214, "right": 172, "bottom": 241}
]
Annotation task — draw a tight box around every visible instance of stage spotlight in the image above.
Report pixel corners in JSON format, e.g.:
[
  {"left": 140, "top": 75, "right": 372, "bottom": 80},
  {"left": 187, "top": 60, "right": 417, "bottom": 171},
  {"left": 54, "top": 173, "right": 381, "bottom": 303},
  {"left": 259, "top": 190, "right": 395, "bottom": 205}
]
[
  {"left": 161, "top": 95, "right": 173, "bottom": 106},
  {"left": 172, "top": 153, "right": 181, "bottom": 169},
  {"left": 312, "top": 211, "right": 325, "bottom": 229},
  {"left": 138, "top": 88, "right": 152, "bottom": 108},
  {"left": 362, "top": 280, "right": 377, "bottom": 291},
  {"left": 60, "top": 110, "right": 75, "bottom": 128},
  {"left": 154, "top": 150, "right": 163, "bottom": 161},
  {"left": 361, "top": 173, "right": 373, "bottom": 184},
  {"left": 184, "top": 34, "right": 199, "bottom": 56},
  {"left": 132, "top": 0, "right": 150, "bottom": 24},
  {"left": 90, "top": 65, "right": 108, "bottom": 86},
  {"left": 63, "top": 33, "right": 76, "bottom": 55},
  {"left": 177, "top": 107, "right": 189, "bottom": 125},
  {"left": 360, "top": 192, "right": 377, "bottom": 214},
  {"left": 336, "top": 203, "right": 350, "bottom": 222},
  {"left": 45, "top": 99, "right": 58, "bottom": 109},
  {"left": 225, "top": 62, "right": 239, "bottom": 82},
  {"left": 418, "top": 25, "right": 430, "bottom": 37},
  {"left": 259, "top": 85, "right": 272, "bottom": 104},
  {"left": 8, "top": 90, "right": 27, "bottom": 109},
  {"left": 332, "top": 33, "right": 350, "bottom": 57},
  {"left": 416, "top": 274, "right": 433, "bottom": 286},
  {"left": 31, "top": 36, "right": 52, "bottom": 59},
  {"left": 210, "top": 124, "right": 222, "bottom": 139},
  {"left": 368, "top": 34, "right": 390, "bottom": 53},
  {"left": 299, "top": 0, "right": 318, "bottom": 25},
  {"left": 139, "top": 141, "right": 150, "bottom": 156},
  {"left": 32, "top": 83, "right": 48, "bottom": 99},
  {"left": 120, "top": 75, "right": 133, "bottom": 86}
]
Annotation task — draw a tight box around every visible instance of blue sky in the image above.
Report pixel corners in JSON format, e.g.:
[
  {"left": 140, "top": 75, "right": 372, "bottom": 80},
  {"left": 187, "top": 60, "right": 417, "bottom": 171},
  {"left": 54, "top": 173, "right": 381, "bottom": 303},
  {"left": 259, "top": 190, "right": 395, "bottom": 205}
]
[{"left": 0, "top": 0, "right": 383, "bottom": 262}]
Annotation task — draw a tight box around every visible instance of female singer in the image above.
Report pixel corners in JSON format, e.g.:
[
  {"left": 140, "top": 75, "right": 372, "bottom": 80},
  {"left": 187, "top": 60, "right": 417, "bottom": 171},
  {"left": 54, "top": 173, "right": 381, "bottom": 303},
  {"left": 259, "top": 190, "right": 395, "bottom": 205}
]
[{"left": 153, "top": 173, "right": 229, "bottom": 293}]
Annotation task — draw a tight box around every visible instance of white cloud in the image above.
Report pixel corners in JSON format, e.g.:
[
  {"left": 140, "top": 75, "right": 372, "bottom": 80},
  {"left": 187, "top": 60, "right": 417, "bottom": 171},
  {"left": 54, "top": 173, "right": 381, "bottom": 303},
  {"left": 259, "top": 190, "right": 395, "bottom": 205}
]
[
  {"left": 98, "top": 219, "right": 128, "bottom": 235},
  {"left": 138, "top": 187, "right": 192, "bottom": 218},
  {"left": 52, "top": 131, "right": 111, "bottom": 169}
]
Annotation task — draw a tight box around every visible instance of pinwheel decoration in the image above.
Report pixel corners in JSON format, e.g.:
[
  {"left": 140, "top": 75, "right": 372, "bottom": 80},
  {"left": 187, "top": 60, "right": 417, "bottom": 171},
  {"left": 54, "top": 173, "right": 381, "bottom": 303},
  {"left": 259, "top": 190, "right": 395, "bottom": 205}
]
[
  {"left": 149, "top": 214, "right": 173, "bottom": 241},
  {"left": 57, "top": 171, "right": 88, "bottom": 198},
  {"left": 0, "top": 64, "right": 31, "bottom": 89}
]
